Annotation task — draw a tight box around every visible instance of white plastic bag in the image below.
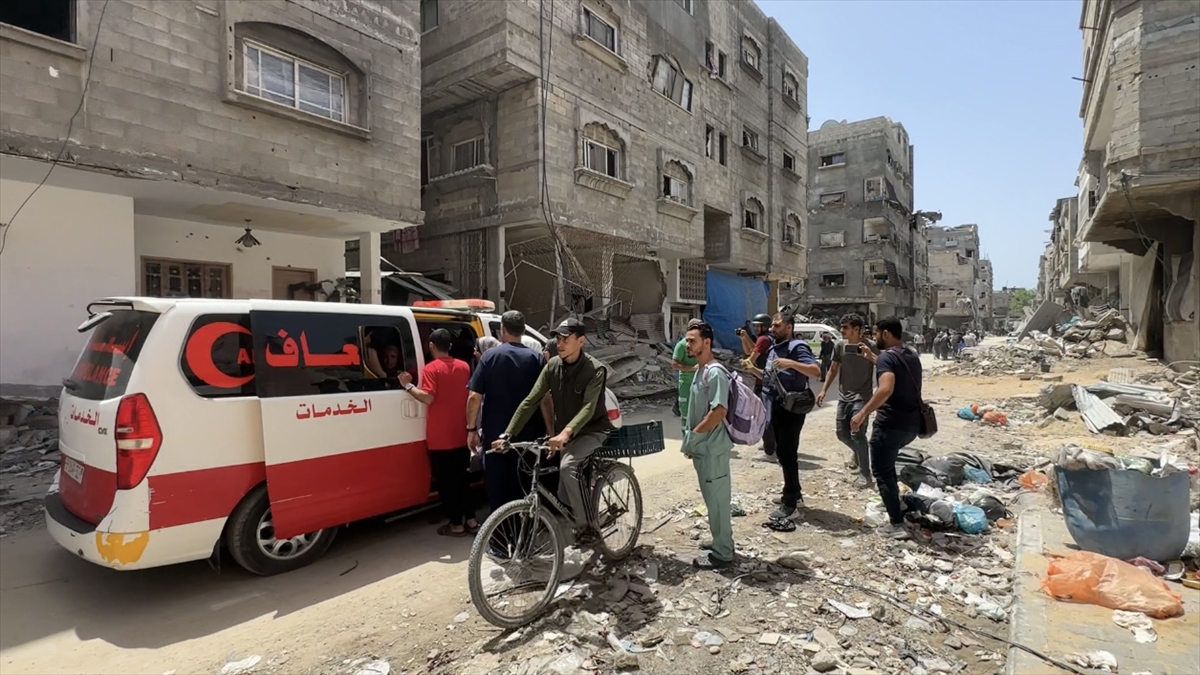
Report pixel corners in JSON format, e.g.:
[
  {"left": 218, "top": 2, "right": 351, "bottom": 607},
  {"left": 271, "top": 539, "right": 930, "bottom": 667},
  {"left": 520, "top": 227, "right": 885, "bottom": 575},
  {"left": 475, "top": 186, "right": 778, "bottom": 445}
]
[
  {"left": 605, "top": 388, "right": 623, "bottom": 429},
  {"left": 864, "top": 501, "right": 889, "bottom": 527}
]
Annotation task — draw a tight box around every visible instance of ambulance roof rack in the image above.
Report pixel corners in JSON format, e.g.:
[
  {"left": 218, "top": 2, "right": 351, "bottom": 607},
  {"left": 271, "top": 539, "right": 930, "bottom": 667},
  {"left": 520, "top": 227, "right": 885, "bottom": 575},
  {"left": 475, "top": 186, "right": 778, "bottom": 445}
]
[{"left": 412, "top": 298, "right": 496, "bottom": 313}]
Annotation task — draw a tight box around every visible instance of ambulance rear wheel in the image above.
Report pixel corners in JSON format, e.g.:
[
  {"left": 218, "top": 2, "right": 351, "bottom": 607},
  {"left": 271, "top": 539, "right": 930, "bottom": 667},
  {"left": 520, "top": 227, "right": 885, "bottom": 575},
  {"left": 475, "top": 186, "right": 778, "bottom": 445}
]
[{"left": 226, "top": 484, "right": 337, "bottom": 576}]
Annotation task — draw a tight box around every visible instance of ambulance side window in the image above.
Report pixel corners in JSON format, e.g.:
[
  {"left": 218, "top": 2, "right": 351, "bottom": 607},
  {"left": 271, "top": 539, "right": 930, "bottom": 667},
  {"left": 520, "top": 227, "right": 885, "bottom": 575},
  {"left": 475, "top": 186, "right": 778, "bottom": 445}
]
[
  {"left": 255, "top": 312, "right": 379, "bottom": 398},
  {"left": 180, "top": 313, "right": 257, "bottom": 398},
  {"left": 360, "top": 323, "right": 417, "bottom": 383},
  {"left": 414, "top": 320, "right": 477, "bottom": 365}
]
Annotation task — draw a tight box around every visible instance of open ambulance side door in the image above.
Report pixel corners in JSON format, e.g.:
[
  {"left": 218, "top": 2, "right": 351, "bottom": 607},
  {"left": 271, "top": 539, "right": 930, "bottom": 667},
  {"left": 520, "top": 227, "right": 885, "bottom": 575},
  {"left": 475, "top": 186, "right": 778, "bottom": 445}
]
[{"left": 249, "top": 302, "right": 429, "bottom": 539}]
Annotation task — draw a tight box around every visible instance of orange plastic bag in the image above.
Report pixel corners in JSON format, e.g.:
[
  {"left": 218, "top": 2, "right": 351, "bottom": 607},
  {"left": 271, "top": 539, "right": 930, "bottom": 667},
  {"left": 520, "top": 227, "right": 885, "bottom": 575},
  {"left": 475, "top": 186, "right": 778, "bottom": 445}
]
[
  {"left": 1041, "top": 551, "right": 1184, "bottom": 619},
  {"left": 982, "top": 411, "right": 1008, "bottom": 426},
  {"left": 1018, "top": 470, "right": 1049, "bottom": 490}
]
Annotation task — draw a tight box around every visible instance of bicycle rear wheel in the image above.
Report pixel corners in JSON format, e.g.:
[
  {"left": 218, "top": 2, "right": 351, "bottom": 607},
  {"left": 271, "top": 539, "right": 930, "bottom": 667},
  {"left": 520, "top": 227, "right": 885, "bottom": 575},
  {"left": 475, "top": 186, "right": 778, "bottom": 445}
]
[
  {"left": 590, "top": 462, "right": 643, "bottom": 561},
  {"left": 467, "top": 499, "right": 564, "bottom": 629}
]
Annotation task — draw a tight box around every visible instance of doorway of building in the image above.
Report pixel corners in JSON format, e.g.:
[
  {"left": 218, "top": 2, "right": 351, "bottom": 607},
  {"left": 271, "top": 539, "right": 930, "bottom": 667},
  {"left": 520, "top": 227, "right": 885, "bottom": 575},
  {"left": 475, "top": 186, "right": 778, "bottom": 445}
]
[{"left": 272, "top": 267, "right": 318, "bottom": 301}]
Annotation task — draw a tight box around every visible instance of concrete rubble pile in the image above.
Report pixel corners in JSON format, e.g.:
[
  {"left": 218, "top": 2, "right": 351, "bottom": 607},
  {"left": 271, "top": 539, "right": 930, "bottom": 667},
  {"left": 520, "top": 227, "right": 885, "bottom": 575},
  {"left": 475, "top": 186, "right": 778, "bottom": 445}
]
[{"left": 0, "top": 396, "right": 60, "bottom": 535}]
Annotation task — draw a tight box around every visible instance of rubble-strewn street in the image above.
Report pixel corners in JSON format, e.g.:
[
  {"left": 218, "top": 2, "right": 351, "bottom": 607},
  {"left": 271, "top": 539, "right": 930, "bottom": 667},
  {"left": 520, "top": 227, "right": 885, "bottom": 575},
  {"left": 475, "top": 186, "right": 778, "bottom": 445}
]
[{"left": 4, "top": 344, "right": 1195, "bottom": 675}]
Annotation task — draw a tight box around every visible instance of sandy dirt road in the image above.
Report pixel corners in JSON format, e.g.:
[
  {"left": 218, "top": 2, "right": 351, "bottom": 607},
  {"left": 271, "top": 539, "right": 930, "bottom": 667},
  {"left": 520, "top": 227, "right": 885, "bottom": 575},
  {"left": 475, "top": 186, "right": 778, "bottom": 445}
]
[{"left": 0, "top": 405, "right": 737, "bottom": 675}]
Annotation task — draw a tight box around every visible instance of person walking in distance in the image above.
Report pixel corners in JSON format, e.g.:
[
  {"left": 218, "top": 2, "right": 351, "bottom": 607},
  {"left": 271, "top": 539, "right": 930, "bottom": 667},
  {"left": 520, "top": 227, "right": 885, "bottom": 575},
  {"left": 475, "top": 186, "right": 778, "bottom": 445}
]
[
  {"left": 757, "top": 313, "right": 822, "bottom": 520},
  {"left": 497, "top": 318, "right": 613, "bottom": 542},
  {"left": 400, "top": 329, "right": 478, "bottom": 537},
  {"left": 851, "top": 317, "right": 924, "bottom": 540},
  {"left": 737, "top": 313, "right": 776, "bottom": 456},
  {"left": 671, "top": 318, "right": 703, "bottom": 425},
  {"left": 682, "top": 322, "right": 735, "bottom": 570},
  {"left": 467, "top": 311, "right": 554, "bottom": 546},
  {"left": 817, "top": 314, "right": 878, "bottom": 488},
  {"left": 818, "top": 332, "right": 835, "bottom": 382}
]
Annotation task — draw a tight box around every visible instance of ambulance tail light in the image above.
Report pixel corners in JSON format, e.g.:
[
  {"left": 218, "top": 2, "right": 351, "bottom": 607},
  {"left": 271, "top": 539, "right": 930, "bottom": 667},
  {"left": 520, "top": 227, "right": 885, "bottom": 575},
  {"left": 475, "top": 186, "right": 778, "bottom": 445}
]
[
  {"left": 115, "top": 393, "right": 163, "bottom": 490},
  {"left": 412, "top": 299, "right": 496, "bottom": 312}
]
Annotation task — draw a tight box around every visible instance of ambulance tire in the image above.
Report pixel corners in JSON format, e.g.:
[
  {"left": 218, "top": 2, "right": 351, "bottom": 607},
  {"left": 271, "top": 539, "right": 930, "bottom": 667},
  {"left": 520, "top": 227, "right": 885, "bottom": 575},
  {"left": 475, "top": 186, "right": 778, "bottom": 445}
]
[{"left": 225, "top": 484, "right": 337, "bottom": 576}]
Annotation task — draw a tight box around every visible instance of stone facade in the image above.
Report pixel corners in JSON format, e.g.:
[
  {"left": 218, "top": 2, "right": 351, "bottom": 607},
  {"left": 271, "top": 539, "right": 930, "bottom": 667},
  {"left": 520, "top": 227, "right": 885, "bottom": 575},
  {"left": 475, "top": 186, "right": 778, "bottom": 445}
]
[{"left": 804, "top": 116, "right": 925, "bottom": 326}]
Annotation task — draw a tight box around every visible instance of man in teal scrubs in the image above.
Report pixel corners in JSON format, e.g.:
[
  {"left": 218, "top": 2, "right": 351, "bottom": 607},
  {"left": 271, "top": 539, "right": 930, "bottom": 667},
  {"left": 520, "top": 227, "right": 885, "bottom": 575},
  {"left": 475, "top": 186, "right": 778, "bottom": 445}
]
[
  {"left": 672, "top": 318, "right": 703, "bottom": 427},
  {"left": 683, "top": 321, "right": 735, "bottom": 570}
]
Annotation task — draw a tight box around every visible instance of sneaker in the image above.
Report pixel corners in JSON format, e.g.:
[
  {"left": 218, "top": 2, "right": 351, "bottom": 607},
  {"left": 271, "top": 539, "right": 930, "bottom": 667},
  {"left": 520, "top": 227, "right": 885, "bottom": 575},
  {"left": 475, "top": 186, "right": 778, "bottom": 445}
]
[
  {"left": 769, "top": 506, "right": 803, "bottom": 522},
  {"left": 771, "top": 496, "right": 783, "bottom": 505},
  {"left": 693, "top": 553, "right": 734, "bottom": 570},
  {"left": 852, "top": 476, "right": 872, "bottom": 489},
  {"left": 881, "top": 523, "right": 911, "bottom": 540}
]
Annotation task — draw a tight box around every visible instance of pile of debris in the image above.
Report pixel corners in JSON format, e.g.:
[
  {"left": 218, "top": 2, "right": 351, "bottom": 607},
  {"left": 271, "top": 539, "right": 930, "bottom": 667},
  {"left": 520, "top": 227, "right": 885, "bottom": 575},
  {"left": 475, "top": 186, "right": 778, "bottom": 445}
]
[
  {"left": 1032, "top": 308, "right": 1137, "bottom": 359},
  {"left": 1026, "top": 368, "right": 1200, "bottom": 438},
  {"left": 1, "top": 396, "right": 59, "bottom": 534}
]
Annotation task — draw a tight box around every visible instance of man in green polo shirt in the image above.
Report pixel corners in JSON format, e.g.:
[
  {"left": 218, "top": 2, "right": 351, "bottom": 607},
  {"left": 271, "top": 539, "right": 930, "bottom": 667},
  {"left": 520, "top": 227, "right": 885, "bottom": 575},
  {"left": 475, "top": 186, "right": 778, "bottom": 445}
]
[{"left": 672, "top": 318, "right": 703, "bottom": 427}]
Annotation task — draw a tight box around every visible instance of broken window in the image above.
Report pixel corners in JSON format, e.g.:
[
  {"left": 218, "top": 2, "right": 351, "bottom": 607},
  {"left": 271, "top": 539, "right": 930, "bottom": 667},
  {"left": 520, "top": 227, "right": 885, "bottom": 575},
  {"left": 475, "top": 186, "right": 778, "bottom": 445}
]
[
  {"left": 705, "top": 41, "right": 716, "bottom": 74},
  {"left": 0, "top": 0, "right": 73, "bottom": 42},
  {"left": 943, "top": 237, "right": 958, "bottom": 247},
  {"left": 819, "top": 191, "right": 846, "bottom": 208},
  {"left": 820, "top": 273, "right": 846, "bottom": 288},
  {"left": 652, "top": 57, "right": 677, "bottom": 98},
  {"left": 680, "top": 78, "right": 693, "bottom": 111},
  {"left": 783, "top": 153, "right": 795, "bottom": 172},
  {"left": 718, "top": 51, "right": 728, "bottom": 78},
  {"left": 741, "top": 36, "right": 760, "bottom": 71},
  {"left": 583, "top": 8, "right": 617, "bottom": 52},
  {"left": 939, "top": 302, "right": 947, "bottom": 309},
  {"left": 673, "top": 0, "right": 694, "bottom": 13},
  {"left": 242, "top": 41, "right": 347, "bottom": 122},
  {"left": 820, "top": 153, "right": 846, "bottom": 168},
  {"left": 705, "top": 125, "right": 715, "bottom": 159},
  {"left": 420, "top": 0, "right": 438, "bottom": 32},
  {"left": 718, "top": 132, "right": 728, "bottom": 166},
  {"left": 421, "top": 136, "right": 432, "bottom": 185},
  {"left": 862, "top": 217, "right": 889, "bottom": 242},
  {"left": 784, "top": 214, "right": 801, "bottom": 245},
  {"left": 742, "top": 128, "right": 759, "bottom": 152},
  {"left": 782, "top": 73, "right": 799, "bottom": 101},
  {"left": 662, "top": 161, "right": 691, "bottom": 204},
  {"left": 583, "top": 139, "right": 620, "bottom": 178},
  {"left": 966, "top": 249, "right": 975, "bottom": 258},
  {"left": 452, "top": 137, "right": 483, "bottom": 171},
  {"left": 819, "top": 231, "right": 845, "bottom": 248},
  {"left": 864, "top": 259, "right": 888, "bottom": 285},
  {"left": 864, "top": 177, "right": 884, "bottom": 201},
  {"left": 744, "top": 199, "right": 763, "bottom": 231}
]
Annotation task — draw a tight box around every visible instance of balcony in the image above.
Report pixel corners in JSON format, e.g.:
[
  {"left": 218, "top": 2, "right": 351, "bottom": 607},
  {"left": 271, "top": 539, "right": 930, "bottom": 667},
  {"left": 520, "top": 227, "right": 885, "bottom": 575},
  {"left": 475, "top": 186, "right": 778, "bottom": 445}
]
[{"left": 422, "top": 2, "right": 541, "bottom": 113}]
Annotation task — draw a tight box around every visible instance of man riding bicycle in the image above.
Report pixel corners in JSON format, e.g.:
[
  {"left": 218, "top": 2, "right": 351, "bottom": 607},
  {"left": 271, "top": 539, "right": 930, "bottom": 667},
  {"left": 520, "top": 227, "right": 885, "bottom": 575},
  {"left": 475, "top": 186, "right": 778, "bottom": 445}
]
[{"left": 495, "top": 317, "right": 614, "bottom": 541}]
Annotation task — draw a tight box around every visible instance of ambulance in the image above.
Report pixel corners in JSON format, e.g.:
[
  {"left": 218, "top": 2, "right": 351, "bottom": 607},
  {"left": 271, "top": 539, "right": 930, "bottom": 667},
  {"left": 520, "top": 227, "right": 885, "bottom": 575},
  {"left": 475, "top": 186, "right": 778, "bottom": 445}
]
[{"left": 47, "top": 297, "right": 547, "bottom": 575}]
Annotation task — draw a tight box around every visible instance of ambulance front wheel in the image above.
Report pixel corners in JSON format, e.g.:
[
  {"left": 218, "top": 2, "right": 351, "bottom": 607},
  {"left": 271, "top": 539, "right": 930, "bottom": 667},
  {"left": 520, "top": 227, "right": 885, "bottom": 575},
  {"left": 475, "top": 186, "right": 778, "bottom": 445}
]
[{"left": 225, "top": 484, "right": 338, "bottom": 576}]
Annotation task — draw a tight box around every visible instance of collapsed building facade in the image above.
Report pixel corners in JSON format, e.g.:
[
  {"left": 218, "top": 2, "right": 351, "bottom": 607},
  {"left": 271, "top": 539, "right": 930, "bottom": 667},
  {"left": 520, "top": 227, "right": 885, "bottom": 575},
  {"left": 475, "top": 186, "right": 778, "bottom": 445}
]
[
  {"left": 1073, "top": 0, "right": 1199, "bottom": 363},
  {"left": 802, "top": 117, "right": 928, "bottom": 327},
  {"left": 928, "top": 224, "right": 983, "bottom": 330},
  {"left": 398, "top": 0, "right": 809, "bottom": 341}
]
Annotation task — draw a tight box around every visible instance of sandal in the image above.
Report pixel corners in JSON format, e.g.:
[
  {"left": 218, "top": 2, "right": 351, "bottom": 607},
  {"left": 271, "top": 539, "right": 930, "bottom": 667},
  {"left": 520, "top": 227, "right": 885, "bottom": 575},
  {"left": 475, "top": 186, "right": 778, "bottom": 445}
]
[
  {"left": 762, "top": 519, "right": 797, "bottom": 533},
  {"left": 466, "top": 521, "right": 481, "bottom": 533},
  {"left": 437, "top": 524, "right": 469, "bottom": 538}
]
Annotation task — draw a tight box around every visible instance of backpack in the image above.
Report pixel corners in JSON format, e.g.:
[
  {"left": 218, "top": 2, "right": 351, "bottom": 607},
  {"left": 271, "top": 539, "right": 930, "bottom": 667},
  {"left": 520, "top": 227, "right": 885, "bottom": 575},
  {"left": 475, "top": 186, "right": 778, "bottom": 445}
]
[{"left": 703, "top": 362, "right": 767, "bottom": 446}]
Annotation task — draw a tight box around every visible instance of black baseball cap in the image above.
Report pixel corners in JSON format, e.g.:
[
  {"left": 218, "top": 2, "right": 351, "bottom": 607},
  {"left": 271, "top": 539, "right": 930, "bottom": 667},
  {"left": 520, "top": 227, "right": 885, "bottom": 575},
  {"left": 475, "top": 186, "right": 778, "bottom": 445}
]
[{"left": 550, "top": 317, "right": 587, "bottom": 337}]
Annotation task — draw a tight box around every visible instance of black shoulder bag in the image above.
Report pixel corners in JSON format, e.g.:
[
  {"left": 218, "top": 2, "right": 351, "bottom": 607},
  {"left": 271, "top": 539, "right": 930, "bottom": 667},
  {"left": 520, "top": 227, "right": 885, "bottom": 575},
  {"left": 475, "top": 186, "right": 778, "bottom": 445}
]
[
  {"left": 889, "top": 348, "right": 938, "bottom": 439},
  {"left": 767, "top": 340, "right": 816, "bottom": 415}
]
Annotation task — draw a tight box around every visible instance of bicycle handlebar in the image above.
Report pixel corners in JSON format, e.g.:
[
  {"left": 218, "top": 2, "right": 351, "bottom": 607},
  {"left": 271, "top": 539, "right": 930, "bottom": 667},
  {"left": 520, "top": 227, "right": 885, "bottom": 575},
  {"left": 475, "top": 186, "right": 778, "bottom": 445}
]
[{"left": 486, "top": 437, "right": 551, "bottom": 455}]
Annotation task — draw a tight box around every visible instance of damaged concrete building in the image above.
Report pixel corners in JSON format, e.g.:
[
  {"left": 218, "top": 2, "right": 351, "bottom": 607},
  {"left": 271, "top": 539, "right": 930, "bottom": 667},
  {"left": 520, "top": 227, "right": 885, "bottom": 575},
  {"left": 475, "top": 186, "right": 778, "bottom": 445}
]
[
  {"left": 977, "top": 259, "right": 994, "bottom": 331},
  {"left": 0, "top": 0, "right": 423, "bottom": 395},
  {"left": 1073, "top": 0, "right": 1199, "bottom": 363},
  {"left": 927, "top": 224, "right": 982, "bottom": 330},
  {"left": 1042, "top": 194, "right": 1129, "bottom": 315},
  {"left": 803, "top": 117, "right": 928, "bottom": 327},
  {"left": 402, "top": 0, "right": 809, "bottom": 341}
]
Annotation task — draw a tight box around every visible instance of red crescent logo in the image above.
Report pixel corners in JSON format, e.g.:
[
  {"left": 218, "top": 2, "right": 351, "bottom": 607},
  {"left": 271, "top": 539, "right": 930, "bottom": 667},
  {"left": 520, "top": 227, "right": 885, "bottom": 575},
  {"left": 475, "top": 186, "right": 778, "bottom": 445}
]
[{"left": 184, "top": 322, "right": 253, "bottom": 389}]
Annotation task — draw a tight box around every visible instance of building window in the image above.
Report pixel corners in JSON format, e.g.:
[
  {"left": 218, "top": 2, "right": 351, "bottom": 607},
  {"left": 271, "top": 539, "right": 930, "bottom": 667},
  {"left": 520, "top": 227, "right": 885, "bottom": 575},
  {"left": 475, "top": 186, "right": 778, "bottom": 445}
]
[
  {"left": 452, "top": 137, "right": 484, "bottom": 171},
  {"left": 704, "top": 41, "right": 728, "bottom": 78},
  {"left": 583, "top": 139, "right": 620, "bottom": 178},
  {"left": 420, "top": 0, "right": 439, "bottom": 32},
  {"left": 864, "top": 259, "right": 889, "bottom": 285},
  {"left": 583, "top": 8, "right": 617, "bottom": 52},
  {"left": 663, "top": 175, "right": 686, "bottom": 201},
  {"left": 819, "top": 191, "right": 846, "bottom": 207},
  {"left": 820, "top": 153, "right": 846, "bottom": 168},
  {"left": 421, "top": 136, "right": 432, "bottom": 186},
  {"left": 782, "top": 72, "right": 799, "bottom": 101},
  {"left": 718, "top": 132, "right": 728, "bottom": 166},
  {"left": 744, "top": 198, "right": 764, "bottom": 231},
  {"left": 864, "top": 177, "right": 884, "bottom": 201},
  {"left": 0, "top": 0, "right": 73, "bottom": 42},
  {"left": 741, "top": 36, "right": 761, "bottom": 71},
  {"left": 783, "top": 153, "right": 795, "bottom": 172},
  {"left": 863, "top": 217, "right": 889, "bottom": 242},
  {"left": 673, "top": 0, "right": 694, "bottom": 14},
  {"left": 681, "top": 79, "right": 693, "bottom": 111},
  {"left": 650, "top": 55, "right": 692, "bottom": 111},
  {"left": 143, "top": 259, "right": 231, "bottom": 299},
  {"left": 784, "top": 214, "right": 801, "bottom": 245},
  {"left": 662, "top": 161, "right": 692, "bottom": 205},
  {"left": 819, "top": 231, "right": 845, "bottom": 248},
  {"left": 242, "top": 41, "right": 346, "bottom": 122},
  {"left": 742, "top": 128, "right": 759, "bottom": 152},
  {"left": 820, "top": 273, "right": 846, "bottom": 288},
  {"left": 705, "top": 125, "right": 715, "bottom": 159}
]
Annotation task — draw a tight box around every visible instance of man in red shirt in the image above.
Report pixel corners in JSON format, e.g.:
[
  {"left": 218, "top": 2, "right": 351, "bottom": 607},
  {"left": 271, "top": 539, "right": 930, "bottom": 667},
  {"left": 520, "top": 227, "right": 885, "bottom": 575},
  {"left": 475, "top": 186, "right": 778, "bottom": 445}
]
[{"left": 399, "top": 328, "right": 477, "bottom": 537}]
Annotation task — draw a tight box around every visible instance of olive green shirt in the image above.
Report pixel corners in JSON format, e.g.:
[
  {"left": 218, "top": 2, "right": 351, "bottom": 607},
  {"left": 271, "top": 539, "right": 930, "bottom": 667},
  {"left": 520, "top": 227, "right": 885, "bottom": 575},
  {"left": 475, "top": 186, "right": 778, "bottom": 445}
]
[{"left": 506, "top": 351, "right": 614, "bottom": 438}]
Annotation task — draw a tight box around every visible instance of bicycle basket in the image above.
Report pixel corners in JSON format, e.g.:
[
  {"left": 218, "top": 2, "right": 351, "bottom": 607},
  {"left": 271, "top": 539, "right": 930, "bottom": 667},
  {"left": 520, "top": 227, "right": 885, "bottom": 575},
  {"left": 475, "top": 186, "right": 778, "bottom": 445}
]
[{"left": 598, "top": 421, "right": 665, "bottom": 458}]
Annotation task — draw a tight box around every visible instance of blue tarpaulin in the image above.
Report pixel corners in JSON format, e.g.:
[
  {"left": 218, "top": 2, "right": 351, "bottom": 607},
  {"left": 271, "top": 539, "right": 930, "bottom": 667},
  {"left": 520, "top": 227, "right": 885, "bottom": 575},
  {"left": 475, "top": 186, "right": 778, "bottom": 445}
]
[{"left": 703, "top": 270, "right": 769, "bottom": 350}]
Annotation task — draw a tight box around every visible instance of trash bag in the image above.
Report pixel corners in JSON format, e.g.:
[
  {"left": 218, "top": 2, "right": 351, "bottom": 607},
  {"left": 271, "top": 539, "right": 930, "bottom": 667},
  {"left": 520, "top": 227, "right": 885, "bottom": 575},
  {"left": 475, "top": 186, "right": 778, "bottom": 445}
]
[
  {"left": 896, "top": 447, "right": 927, "bottom": 467},
  {"left": 924, "top": 455, "right": 969, "bottom": 486},
  {"left": 957, "top": 406, "right": 981, "bottom": 421},
  {"left": 1041, "top": 551, "right": 1185, "bottom": 618},
  {"left": 1019, "top": 470, "right": 1049, "bottom": 490},
  {"left": 954, "top": 504, "right": 989, "bottom": 534},
  {"left": 964, "top": 466, "right": 992, "bottom": 483},
  {"left": 902, "top": 493, "right": 934, "bottom": 515},
  {"left": 864, "top": 501, "right": 889, "bottom": 527},
  {"left": 899, "top": 463, "right": 945, "bottom": 490},
  {"left": 981, "top": 411, "right": 1008, "bottom": 426},
  {"left": 968, "top": 491, "right": 1011, "bottom": 522}
]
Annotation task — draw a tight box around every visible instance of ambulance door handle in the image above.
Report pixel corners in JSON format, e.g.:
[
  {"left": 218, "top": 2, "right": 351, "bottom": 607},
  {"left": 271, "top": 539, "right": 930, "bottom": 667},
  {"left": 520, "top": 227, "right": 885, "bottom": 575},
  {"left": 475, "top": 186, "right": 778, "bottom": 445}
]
[{"left": 402, "top": 399, "right": 423, "bottom": 419}]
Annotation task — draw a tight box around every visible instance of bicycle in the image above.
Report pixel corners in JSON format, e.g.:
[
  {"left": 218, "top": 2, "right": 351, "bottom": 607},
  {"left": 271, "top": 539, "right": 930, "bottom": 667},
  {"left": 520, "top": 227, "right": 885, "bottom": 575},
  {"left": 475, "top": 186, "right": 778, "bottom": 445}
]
[{"left": 467, "top": 421, "right": 663, "bottom": 629}]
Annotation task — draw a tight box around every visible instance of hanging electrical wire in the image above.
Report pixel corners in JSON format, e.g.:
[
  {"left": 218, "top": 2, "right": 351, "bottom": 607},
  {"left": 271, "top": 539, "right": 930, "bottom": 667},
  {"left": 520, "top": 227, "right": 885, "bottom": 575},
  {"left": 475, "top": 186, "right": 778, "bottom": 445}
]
[{"left": 0, "top": 0, "right": 113, "bottom": 259}]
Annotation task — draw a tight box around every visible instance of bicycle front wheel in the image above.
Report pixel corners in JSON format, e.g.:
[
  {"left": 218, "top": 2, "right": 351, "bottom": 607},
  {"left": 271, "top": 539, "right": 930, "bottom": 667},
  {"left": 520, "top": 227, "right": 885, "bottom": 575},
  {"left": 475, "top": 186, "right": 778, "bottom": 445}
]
[
  {"left": 467, "top": 500, "right": 564, "bottom": 629},
  {"left": 591, "top": 462, "right": 643, "bottom": 561}
]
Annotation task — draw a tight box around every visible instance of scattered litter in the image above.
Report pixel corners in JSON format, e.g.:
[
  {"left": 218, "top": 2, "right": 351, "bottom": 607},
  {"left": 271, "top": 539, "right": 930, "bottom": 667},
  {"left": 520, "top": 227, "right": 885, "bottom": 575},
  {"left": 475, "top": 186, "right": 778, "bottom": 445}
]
[
  {"left": 1042, "top": 551, "right": 1185, "bottom": 618},
  {"left": 1111, "top": 610, "right": 1158, "bottom": 643},
  {"left": 827, "top": 599, "right": 871, "bottom": 620},
  {"left": 219, "top": 656, "right": 262, "bottom": 675},
  {"left": 1066, "top": 650, "right": 1118, "bottom": 673},
  {"left": 352, "top": 660, "right": 391, "bottom": 675}
]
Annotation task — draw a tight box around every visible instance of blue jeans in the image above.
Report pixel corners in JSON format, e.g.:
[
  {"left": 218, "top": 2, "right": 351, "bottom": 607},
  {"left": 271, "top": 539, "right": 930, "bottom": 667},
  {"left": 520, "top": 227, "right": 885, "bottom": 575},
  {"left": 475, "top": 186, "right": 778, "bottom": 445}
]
[
  {"left": 835, "top": 400, "right": 870, "bottom": 480},
  {"left": 869, "top": 425, "right": 919, "bottom": 524}
]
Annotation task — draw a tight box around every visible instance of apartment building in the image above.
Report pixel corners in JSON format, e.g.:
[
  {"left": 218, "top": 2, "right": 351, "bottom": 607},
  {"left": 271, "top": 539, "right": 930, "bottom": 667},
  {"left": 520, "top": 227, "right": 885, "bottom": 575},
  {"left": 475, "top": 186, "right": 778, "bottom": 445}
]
[
  {"left": 1074, "top": 0, "right": 1199, "bottom": 362},
  {"left": 803, "top": 117, "right": 929, "bottom": 326},
  {"left": 927, "top": 224, "right": 981, "bottom": 329},
  {"left": 0, "top": 0, "right": 423, "bottom": 394},
  {"left": 977, "top": 259, "right": 994, "bottom": 330},
  {"left": 403, "top": 0, "right": 809, "bottom": 338},
  {"left": 992, "top": 287, "right": 1015, "bottom": 332}
]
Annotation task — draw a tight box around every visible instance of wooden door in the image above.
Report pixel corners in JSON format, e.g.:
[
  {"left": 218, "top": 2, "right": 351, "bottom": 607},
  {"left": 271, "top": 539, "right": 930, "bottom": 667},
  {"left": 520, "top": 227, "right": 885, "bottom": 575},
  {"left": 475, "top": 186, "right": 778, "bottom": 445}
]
[{"left": 272, "top": 267, "right": 318, "bottom": 301}]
